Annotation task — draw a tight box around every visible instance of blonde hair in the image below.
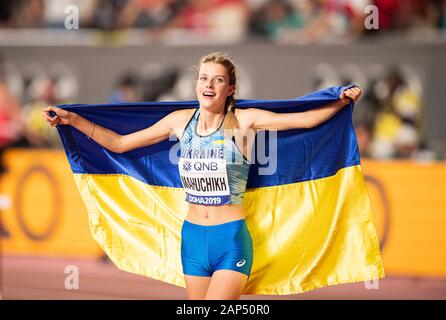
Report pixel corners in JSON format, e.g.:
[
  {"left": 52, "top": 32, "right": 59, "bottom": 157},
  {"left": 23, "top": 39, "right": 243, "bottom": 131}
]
[{"left": 195, "top": 51, "right": 239, "bottom": 138}]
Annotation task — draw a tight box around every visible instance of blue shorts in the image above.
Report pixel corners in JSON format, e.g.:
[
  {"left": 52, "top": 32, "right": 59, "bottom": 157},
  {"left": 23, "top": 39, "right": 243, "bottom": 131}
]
[{"left": 181, "top": 219, "right": 253, "bottom": 277}]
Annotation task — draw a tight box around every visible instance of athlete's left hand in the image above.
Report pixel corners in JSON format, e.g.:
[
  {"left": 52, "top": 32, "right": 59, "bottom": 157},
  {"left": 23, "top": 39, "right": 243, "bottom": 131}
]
[{"left": 340, "top": 86, "right": 362, "bottom": 105}]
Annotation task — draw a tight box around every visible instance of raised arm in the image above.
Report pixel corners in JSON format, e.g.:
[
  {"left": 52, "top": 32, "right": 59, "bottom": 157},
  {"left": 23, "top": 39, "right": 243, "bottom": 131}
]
[
  {"left": 244, "top": 86, "right": 361, "bottom": 131},
  {"left": 42, "top": 106, "right": 191, "bottom": 153}
]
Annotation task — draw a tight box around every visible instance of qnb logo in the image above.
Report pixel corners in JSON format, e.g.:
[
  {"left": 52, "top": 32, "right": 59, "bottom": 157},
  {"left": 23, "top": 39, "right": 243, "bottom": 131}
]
[
  {"left": 194, "top": 162, "right": 218, "bottom": 171},
  {"left": 236, "top": 259, "right": 246, "bottom": 267},
  {"left": 183, "top": 161, "right": 192, "bottom": 172}
]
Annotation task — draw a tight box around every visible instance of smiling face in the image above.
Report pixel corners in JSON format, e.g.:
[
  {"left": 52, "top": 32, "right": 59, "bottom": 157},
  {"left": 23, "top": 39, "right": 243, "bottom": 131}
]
[{"left": 195, "top": 62, "right": 235, "bottom": 111}]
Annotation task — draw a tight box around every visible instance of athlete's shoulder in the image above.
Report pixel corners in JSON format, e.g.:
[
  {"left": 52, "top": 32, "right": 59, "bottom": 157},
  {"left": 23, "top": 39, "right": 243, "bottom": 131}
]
[
  {"left": 169, "top": 108, "right": 196, "bottom": 138},
  {"left": 234, "top": 107, "right": 258, "bottom": 130},
  {"left": 167, "top": 108, "right": 196, "bottom": 125},
  {"left": 169, "top": 107, "right": 196, "bottom": 117}
]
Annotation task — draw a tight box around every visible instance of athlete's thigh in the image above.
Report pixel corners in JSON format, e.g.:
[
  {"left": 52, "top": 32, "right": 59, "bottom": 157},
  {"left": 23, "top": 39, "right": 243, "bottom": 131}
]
[
  {"left": 184, "top": 275, "right": 212, "bottom": 300},
  {"left": 205, "top": 270, "right": 248, "bottom": 300}
]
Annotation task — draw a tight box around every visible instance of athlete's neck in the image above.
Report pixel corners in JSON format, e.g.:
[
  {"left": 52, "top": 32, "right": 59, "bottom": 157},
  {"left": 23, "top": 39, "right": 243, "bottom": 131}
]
[{"left": 198, "top": 108, "right": 225, "bottom": 132}]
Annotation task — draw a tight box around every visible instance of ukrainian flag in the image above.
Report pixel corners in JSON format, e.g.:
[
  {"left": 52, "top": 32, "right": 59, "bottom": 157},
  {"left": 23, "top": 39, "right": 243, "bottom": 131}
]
[{"left": 56, "top": 85, "right": 384, "bottom": 295}]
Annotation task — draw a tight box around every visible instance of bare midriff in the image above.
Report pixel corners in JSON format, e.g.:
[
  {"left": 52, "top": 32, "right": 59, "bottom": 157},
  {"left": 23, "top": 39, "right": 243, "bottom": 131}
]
[{"left": 185, "top": 203, "right": 245, "bottom": 226}]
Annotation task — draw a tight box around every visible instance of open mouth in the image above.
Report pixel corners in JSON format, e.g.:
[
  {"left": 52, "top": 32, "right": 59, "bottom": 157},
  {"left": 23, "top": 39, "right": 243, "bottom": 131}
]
[{"left": 202, "top": 92, "right": 216, "bottom": 99}]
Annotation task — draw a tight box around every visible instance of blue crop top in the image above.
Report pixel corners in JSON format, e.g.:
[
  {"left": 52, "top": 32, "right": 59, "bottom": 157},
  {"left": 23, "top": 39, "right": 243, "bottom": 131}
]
[{"left": 178, "top": 108, "right": 251, "bottom": 206}]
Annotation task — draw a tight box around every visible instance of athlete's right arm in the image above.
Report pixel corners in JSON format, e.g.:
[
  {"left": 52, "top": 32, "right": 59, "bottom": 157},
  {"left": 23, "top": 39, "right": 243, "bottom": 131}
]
[{"left": 42, "top": 106, "right": 186, "bottom": 153}]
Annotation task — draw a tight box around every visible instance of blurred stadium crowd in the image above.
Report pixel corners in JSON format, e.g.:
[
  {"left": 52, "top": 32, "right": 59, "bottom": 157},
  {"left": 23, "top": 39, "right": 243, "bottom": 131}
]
[
  {"left": 0, "top": 0, "right": 445, "bottom": 43},
  {"left": 0, "top": 0, "right": 445, "bottom": 172},
  {"left": 0, "top": 55, "right": 438, "bottom": 166}
]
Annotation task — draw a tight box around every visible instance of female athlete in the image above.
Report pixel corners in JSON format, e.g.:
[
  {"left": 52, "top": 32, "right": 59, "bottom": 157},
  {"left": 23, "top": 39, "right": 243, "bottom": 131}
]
[{"left": 42, "top": 52, "right": 361, "bottom": 300}]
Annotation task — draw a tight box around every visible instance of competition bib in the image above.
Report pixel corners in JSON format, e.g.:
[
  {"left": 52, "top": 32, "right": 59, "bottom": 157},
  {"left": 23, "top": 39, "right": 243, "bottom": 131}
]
[{"left": 178, "top": 157, "right": 230, "bottom": 205}]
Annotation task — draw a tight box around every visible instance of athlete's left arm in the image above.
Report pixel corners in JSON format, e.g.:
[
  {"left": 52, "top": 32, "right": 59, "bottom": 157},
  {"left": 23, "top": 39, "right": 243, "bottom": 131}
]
[{"left": 245, "top": 86, "right": 361, "bottom": 131}]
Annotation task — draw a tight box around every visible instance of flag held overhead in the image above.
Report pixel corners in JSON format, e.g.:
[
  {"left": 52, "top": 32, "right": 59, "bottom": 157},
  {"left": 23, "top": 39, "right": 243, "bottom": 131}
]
[{"left": 55, "top": 85, "right": 384, "bottom": 295}]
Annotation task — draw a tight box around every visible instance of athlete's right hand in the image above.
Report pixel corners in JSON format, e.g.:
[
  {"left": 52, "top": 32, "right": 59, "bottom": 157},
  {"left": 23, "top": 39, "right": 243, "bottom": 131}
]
[{"left": 42, "top": 106, "right": 74, "bottom": 127}]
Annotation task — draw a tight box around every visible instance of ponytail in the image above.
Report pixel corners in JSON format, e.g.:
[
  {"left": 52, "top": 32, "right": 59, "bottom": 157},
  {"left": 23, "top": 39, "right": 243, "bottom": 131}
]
[{"left": 222, "top": 95, "right": 239, "bottom": 139}]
